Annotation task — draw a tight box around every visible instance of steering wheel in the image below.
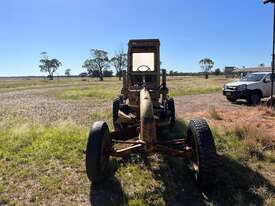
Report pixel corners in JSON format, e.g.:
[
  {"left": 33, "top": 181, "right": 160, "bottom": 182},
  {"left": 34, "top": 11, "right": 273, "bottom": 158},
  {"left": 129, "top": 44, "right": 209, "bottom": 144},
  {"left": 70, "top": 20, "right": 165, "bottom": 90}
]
[{"left": 136, "top": 65, "right": 151, "bottom": 72}]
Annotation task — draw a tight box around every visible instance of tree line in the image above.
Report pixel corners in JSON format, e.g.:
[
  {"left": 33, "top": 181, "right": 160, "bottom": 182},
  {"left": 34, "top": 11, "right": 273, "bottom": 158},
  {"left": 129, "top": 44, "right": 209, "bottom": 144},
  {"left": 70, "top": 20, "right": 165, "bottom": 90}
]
[
  {"left": 39, "top": 48, "right": 127, "bottom": 81},
  {"left": 39, "top": 50, "right": 218, "bottom": 80},
  {"left": 169, "top": 68, "right": 221, "bottom": 77}
]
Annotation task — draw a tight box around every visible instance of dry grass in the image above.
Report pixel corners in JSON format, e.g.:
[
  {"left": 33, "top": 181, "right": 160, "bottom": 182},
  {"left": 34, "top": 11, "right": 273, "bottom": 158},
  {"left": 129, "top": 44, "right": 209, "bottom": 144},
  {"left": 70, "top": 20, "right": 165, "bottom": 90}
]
[
  {"left": 167, "top": 76, "right": 233, "bottom": 97},
  {"left": 0, "top": 77, "right": 86, "bottom": 92},
  {"left": 211, "top": 117, "right": 275, "bottom": 206},
  {"left": 208, "top": 106, "right": 223, "bottom": 120},
  {"left": 225, "top": 120, "right": 274, "bottom": 160}
]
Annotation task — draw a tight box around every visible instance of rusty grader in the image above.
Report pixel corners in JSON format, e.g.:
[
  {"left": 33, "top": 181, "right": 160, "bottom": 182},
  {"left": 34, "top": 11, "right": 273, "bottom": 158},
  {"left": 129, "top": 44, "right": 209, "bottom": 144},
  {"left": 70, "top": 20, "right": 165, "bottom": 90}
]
[{"left": 85, "top": 39, "right": 217, "bottom": 188}]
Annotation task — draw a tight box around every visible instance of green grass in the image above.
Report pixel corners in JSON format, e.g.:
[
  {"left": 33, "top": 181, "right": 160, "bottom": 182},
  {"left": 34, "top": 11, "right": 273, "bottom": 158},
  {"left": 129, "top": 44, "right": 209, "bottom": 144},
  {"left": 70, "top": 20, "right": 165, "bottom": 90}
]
[
  {"left": 60, "top": 78, "right": 121, "bottom": 100},
  {"left": 59, "top": 76, "right": 234, "bottom": 100},
  {"left": 0, "top": 119, "right": 88, "bottom": 205},
  {"left": 0, "top": 118, "right": 274, "bottom": 205},
  {"left": 62, "top": 87, "right": 119, "bottom": 100}
]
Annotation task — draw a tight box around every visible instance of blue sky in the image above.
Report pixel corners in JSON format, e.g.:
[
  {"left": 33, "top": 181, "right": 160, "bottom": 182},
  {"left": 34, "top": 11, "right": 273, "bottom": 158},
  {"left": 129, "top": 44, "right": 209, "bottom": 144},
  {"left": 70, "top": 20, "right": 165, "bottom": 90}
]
[{"left": 0, "top": 0, "right": 274, "bottom": 76}]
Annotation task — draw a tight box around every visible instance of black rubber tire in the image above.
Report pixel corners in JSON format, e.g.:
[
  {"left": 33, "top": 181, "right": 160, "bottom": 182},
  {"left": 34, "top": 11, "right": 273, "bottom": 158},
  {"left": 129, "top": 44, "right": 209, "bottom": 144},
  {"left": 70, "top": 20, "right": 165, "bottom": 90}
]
[
  {"left": 166, "top": 98, "right": 176, "bottom": 129},
  {"left": 113, "top": 97, "right": 121, "bottom": 131},
  {"left": 248, "top": 93, "right": 261, "bottom": 105},
  {"left": 187, "top": 118, "right": 217, "bottom": 189},
  {"left": 86, "top": 121, "right": 111, "bottom": 184},
  {"left": 226, "top": 96, "right": 237, "bottom": 103},
  {"left": 267, "top": 97, "right": 275, "bottom": 109}
]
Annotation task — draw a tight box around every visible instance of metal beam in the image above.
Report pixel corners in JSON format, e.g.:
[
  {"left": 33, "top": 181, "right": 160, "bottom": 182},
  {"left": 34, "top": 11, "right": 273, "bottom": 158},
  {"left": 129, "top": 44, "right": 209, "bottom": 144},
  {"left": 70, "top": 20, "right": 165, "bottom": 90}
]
[
  {"left": 263, "top": 0, "right": 275, "bottom": 4},
  {"left": 263, "top": 0, "right": 275, "bottom": 105}
]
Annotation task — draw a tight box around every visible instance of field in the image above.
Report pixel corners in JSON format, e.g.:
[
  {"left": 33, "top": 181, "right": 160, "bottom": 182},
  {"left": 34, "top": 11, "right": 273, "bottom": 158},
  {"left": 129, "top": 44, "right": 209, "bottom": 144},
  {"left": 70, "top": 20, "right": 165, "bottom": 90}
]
[{"left": 0, "top": 76, "right": 274, "bottom": 206}]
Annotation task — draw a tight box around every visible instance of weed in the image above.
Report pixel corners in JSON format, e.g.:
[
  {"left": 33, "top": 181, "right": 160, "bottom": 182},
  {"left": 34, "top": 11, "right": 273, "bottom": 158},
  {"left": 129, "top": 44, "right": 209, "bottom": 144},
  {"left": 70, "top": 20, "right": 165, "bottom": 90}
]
[{"left": 208, "top": 106, "right": 223, "bottom": 120}]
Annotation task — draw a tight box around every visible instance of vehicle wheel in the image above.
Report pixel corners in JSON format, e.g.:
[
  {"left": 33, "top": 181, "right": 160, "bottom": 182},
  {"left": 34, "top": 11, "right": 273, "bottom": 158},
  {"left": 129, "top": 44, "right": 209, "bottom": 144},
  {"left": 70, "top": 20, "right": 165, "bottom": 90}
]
[
  {"left": 186, "top": 118, "right": 217, "bottom": 189},
  {"left": 248, "top": 93, "right": 261, "bottom": 105},
  {"left": 166, "top": 98, "right": 175, "bottom": 129},
  {"left": 267, "top": 97, "right": 275, "bottom": 109},
  {"left": 113, "top": 97, "right": 122, "bottom": 131},
  {"left": 86, "top": 121, "right": 112, "bottom": 184},
  {"left": 226, "top": 96, "right": 237, "bottom": 103}
]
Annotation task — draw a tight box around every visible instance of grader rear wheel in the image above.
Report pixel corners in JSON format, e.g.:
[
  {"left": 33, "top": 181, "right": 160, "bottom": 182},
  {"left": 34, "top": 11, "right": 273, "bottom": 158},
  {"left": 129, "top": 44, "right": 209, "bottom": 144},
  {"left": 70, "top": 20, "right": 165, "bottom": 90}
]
[
  {"left": 86, "top": 121, "right": 112, "bottom": 184},
  {"left": 187, "top": 118, "right": 217, "bottom": 189}
]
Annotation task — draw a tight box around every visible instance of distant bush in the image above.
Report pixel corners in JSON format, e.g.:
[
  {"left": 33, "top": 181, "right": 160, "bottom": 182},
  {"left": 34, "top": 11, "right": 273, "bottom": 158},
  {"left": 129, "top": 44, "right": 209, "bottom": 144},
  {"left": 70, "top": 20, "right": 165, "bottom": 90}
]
[
  {"left": 208, "top": 106, "right": 223, "bottom": 120},
  {"left": 103, "top": 70, "right": 113, "bottom": 77}
]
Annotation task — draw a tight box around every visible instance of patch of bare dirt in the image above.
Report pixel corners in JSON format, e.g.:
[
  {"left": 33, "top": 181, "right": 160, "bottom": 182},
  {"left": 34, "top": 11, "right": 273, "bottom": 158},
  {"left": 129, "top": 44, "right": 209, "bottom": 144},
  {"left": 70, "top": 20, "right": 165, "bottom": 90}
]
[{"left": 0, "top": 87, "right": 110, "bottom": 126}]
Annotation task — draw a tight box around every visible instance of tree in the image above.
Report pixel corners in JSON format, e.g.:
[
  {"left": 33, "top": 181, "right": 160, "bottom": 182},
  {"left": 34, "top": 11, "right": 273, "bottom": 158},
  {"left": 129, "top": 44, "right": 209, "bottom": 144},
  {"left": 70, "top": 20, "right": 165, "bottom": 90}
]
[
  {"left": 65, "top": 68, "right": 71, "bottom": 77},
  {"left": 169, "top": 70, "right": 174, "bottom": 76},
  {"left": 82, "top": 49, "right": 110, "bottom": 81},
  {"left": 90, "top": 70, "right": 100, "bottom": 78},
  {"left": 39, "top": 52, "right": 62, "bottom": 80},
  {"left": 199, "top": 58, "right": 214, "bottom": 79},
  {"left": 110, "top": 48, "right": 127, "bottom": 80},
  {"left": 214, "top": 68, "right": 221, "bottom": 75}
]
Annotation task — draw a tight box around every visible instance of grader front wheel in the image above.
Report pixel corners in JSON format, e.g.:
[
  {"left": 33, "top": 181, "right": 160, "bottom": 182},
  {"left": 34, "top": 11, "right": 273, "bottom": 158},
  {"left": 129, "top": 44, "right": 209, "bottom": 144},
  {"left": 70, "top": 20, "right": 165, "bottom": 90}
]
[
  {"left": 113, "top": 97, "right": 122, "bottom": 131},
  {"left": 165, "top": 98, "right": 175, "bottom": 129},
  {"left": 85, "top": 121, "right": 112, "bottom": 184},
  {"left": 187, "top": 118, "right": 217, "bottom": 189}
]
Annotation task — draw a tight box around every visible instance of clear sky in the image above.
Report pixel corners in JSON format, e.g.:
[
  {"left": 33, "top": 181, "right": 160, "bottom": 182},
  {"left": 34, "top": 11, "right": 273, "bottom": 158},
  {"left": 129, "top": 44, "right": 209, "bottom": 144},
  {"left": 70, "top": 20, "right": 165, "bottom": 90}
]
[{"left": 0, "top": 0, "right": 274, "bottom": 76}]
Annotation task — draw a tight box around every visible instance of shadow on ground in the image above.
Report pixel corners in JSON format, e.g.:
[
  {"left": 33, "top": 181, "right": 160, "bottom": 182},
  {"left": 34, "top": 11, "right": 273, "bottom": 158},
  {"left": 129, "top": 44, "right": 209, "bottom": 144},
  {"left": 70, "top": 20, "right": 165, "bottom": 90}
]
[
  {"left": 89, "top": 162, "right": 126, "bottom": 206},
  {"left": 232, "top": 99, "right": 251, "bottom": 106},
  {"left": 232, "top": 99, "right": 268, "bottom": 107},
  {"left": 89, "top": 120, "right": 275, "bottom": 206},
  {"left": 149, "top": 153, "right": 275, "bottom": 206}
]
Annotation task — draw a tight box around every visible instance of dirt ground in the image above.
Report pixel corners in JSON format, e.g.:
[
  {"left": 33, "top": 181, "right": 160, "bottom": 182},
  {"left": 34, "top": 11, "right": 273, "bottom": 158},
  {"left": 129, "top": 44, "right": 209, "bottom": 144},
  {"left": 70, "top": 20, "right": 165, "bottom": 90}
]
[
  {"left": 0, "top": 86, "right": 109, "bottom": 126},
  {"left": 0, "top": 87, "right": 274, "bottom": 136}
]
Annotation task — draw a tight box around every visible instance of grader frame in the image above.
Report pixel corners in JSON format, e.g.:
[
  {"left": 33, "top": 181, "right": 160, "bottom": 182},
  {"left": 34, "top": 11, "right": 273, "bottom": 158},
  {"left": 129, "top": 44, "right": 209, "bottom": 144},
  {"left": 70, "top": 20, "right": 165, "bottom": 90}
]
[{"left": 85, "top": 39, "right": 217, "bottom": 188}]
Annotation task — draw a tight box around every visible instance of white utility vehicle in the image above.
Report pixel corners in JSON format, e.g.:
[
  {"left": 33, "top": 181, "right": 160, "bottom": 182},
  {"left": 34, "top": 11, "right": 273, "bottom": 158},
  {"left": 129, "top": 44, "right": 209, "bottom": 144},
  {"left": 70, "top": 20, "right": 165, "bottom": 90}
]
[{"left": 223, "top": 72, "right": 275, "bottom": 105}]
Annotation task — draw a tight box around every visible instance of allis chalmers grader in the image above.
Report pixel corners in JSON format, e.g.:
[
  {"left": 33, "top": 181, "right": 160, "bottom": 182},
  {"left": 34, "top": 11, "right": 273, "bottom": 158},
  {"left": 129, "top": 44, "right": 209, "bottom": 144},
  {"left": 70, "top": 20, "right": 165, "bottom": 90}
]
[{"left": 85, "top": 39, "right": 217, "bottom": 188}]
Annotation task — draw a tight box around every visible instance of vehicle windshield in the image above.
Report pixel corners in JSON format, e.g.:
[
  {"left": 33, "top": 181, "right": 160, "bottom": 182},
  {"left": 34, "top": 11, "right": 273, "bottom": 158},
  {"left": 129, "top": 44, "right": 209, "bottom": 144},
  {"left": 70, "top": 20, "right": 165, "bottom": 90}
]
[
  {"left": 132, "top": 52, "right": 155, "bottom": 72},
  {"left": 240, "top": 73, "right": 265, "bottom": 82}
]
